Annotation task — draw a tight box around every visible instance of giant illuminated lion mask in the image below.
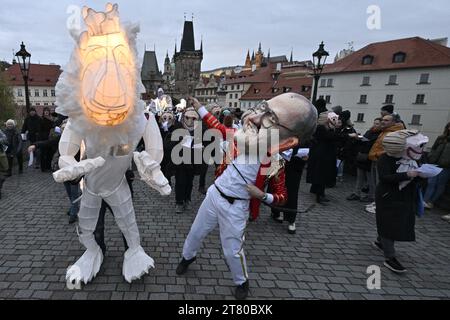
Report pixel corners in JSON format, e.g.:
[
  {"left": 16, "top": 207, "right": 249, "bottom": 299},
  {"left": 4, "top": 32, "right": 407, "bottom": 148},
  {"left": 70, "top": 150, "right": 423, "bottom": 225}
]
[{"left": 79, "top": 3, "right": 135, "bottom": 126}]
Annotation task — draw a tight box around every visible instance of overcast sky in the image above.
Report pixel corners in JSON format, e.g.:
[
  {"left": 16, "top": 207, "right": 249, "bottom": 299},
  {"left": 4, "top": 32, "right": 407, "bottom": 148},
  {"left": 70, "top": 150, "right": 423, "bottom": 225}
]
[{"left": 1, "top": 0, "right": 449, "bottom": 71}]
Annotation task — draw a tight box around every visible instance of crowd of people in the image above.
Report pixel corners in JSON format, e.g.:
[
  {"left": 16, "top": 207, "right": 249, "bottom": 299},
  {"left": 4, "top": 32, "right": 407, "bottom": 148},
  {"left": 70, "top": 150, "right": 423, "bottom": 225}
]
[{"left": 0, "top": 91, "right": 449, "bottom": 299}]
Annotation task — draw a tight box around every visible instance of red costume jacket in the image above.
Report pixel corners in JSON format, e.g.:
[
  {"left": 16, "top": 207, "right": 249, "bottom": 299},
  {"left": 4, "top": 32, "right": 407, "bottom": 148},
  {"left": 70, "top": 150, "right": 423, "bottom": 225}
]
[{"left": 201, "top": 111, "right": 287, "bottom": 220}]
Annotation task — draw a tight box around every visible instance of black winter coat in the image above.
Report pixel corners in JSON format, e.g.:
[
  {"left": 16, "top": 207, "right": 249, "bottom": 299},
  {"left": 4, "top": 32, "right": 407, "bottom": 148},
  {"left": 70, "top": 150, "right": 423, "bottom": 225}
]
[
  {"left": 21, "top": 115, "right": 42, "bottom": 143},
  {"left": 4, "top": 128, "right": 22, "bottom": 156},
  {"left": 375, "top": 154, "right": 422, "bottom": 242},
  {"left": 306, "top": 125, "right": 341, "bottom": 187},
  {"left": 39, "top": 117, "right": 55, "bottom": 141},
  {"left": 355, "top": 129, "right": 381, "bottom": 171}
]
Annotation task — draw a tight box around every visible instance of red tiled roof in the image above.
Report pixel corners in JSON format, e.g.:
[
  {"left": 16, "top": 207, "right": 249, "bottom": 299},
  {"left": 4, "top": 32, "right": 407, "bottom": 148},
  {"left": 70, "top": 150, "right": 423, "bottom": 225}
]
[
  {"left": 5, "top": 63, "right": 62, "bottom": 87},
  {"left": 240, "top": 75, "right": 313, "bottom": 101},
  {"left": 225, "top": 65, "right": 275, "bottom": 85},
  {"left": 323, "top": 37, "right": 450, "bottom": 74}
]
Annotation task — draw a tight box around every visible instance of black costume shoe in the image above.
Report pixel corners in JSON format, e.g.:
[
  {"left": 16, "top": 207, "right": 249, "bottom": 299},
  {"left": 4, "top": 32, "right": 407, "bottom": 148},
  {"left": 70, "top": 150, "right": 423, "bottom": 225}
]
[
  {"left": 372, "top": 241, "right": 383, "bottom": 252},
  {"left": 271, "top": 213, "right": 283, "bottom": 224},
  {"left": 346, "top": 193, "right": 360, "bottom": 201},
  {"left": 176, "top": 257, "right": 196, "bottom": 275},
  {"left": 235, "top": 281, "right": 249, "bottom": 300},
  {"left": 69, "top": 215, "right": 78, "bottom": 225},
  {"left": 384, "top": 258, "right": 406, "bottom": 274},
  {"left": 316, "top": 195, "right": 330, "bottom": 204}
]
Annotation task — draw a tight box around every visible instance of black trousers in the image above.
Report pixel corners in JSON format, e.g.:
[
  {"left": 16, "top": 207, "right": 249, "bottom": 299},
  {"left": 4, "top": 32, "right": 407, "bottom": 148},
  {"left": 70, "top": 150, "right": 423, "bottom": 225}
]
[
  {"left": 175, "top": 165, "right": 195, "bottom": 205},
  {"left": 310, "top": 184, "right": 326, "bottom": 196},
  {"left": 7, "top": 153, "right": 23, "bottom": 174},
  {"left": 199, "top": 164, "right": 208, "bottom": 189},
  {"left": 272, "top": 160, "right": 305, "bottom": 224}
]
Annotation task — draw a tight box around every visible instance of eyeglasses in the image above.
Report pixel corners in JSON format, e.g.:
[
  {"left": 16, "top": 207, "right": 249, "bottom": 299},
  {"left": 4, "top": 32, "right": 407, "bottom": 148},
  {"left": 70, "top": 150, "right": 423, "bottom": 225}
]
[{"left": 243, "top": 101, "right": 297, "bottom": 134}]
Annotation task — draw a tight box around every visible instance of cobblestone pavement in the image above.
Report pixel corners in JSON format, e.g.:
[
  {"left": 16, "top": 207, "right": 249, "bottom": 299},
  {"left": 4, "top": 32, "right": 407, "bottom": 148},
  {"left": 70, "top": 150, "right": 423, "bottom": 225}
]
[{"left": 0, "top": 167, "right": 449, "bottom": 300}]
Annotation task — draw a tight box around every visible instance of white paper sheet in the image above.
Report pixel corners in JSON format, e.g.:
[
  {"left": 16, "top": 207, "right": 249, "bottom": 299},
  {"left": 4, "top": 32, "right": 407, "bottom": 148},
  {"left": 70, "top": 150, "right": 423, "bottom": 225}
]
[
  {"left": 296, "top": 148, "right": 310, "bottom": 158},
  {"left": 415, "top": 164, "right": 443, "bottom": 178}
]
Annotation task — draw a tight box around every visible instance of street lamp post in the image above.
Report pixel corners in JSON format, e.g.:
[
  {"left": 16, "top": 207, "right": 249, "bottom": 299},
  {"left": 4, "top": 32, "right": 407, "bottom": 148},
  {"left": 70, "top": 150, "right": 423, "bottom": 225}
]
[
  {"left": 311, "top": 41, "right": 329, "bottom": 104},
  {"left": 15, "top": 42, "right": 31, "bottom": 114}
]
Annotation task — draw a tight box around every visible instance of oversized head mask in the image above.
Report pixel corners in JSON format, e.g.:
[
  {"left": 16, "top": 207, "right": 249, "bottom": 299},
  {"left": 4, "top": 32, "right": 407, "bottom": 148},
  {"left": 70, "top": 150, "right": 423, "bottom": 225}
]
[
  {"left": 236, "top": 93, "right": 317, "bottom": 157},
  {"left": 182, "top": 107, "right": 200, "bottom": 131},
  {"left": 79, "top": 3, "right": 135, "bottom": 126}
]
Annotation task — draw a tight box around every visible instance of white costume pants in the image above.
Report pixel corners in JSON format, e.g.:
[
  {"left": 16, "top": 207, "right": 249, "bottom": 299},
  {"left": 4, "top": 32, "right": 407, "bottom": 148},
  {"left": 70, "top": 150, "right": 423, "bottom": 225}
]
[
  {"left": 182, "top": 185, "right": 249, "bottom": 285},
  {"left": 79, "top": 177, "right": 141, "bottom": 250}
]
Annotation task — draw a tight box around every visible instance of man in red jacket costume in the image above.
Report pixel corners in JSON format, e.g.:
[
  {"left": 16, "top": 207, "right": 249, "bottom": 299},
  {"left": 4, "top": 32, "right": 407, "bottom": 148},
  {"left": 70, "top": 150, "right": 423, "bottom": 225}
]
[{"left": 176, "top": 93, "right": 317, "bottom": 299}]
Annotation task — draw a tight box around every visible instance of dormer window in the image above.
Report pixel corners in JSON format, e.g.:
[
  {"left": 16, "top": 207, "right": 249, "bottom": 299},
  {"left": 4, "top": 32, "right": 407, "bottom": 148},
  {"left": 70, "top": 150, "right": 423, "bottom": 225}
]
[
  {"left": 362, "top": 55, "right": 374, "bottom": 65},
  {"left": 393, "top": 52, "right": 406, "bottom": 63}
]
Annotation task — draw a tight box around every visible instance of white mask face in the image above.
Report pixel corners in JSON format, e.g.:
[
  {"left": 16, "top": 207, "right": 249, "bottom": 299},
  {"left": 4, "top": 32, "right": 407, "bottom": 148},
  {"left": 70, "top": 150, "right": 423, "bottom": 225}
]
[
  {"left": 327, "top": 112, "right": 339, "bottom": 129},
  {"left": 403, "top": 133, "right": 429, "bottom": 160}
]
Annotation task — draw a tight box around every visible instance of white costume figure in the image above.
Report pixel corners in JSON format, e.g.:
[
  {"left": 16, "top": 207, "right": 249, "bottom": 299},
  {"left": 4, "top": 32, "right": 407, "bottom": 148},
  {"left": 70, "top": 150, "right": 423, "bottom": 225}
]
[
  {"left": 176, "top": 94, "right": 317, "bottom": 300},
  {"left": 148, "top": 88, "right": 173, "bottom": 115},
  {"left": 53, "top": 3, "right": 171, "bottom": 285}
]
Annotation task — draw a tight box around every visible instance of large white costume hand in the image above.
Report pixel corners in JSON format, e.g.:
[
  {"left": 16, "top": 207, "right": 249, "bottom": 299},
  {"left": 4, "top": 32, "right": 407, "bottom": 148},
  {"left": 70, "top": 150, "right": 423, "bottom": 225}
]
[
  {"left": 133, "top": 151, "right": 171, "bottom": 196},
  {"left": 53, "top": 157, "right": 106, "bottom": 183}
]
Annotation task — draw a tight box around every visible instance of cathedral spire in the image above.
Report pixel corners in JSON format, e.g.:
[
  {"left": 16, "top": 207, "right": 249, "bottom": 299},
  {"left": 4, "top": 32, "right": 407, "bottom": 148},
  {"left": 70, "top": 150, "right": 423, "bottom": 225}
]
[
  {"left": 290, "top": 48, "right": 293, "bottom": 63},
  {"left": 258, "top": 42, "right": 262, "bottom": 53},
  {"left": 267, "top": 48, "right": 271, "bottom": 60},
  {"left": 245, "top": 50, "right": 251, "bottom": 68}
]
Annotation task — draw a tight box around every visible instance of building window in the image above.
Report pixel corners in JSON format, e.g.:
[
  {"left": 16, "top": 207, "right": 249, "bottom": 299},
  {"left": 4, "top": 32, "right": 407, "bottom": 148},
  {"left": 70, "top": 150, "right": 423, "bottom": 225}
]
[
  {"left": 35, "top": 89, "right": 40, "bottom": 97},
  {"left": 393, "top": 52, "right": 406, "bottom": 63},
  {"left": 319, "top": 95, "right": 324, "bottom": 100},
  {"left": 43, "top": 89, "right": 48, "bottom": 97},
  {"left": 411, "top": 115, "right": 422, "bottom": 125},
  {"left": 320, "top": 79, "right": 326, "bottom": 87},
  {"left": 387, "top": 75, "right": 398, "bottom": 85},
  {"left": 362, "top": 76, "right": 370, "bottom": 86},
  {"left": 17, "top": 89, "right": 23, "bottom": 97},
  {"left": 229, "top": 94, "right": 233, "bottom": 99},
  {"left": 272, "top": 88, "right": 279, "bottom": 93},
  {"left": 327, "top": 79, "right": 333, "bottom": 87},
  {"left": 418, "top": 73, "right": 430, "bottom": 84},
  {"left": 234, "top": 102, "right": 238, "bottom": 108},
  {"left": 325, "top": 95, "right": 331, "bottom": 104},
  {"left": 385, "top": 95, "right": 394, "bottom": 104},
  {"left": 237, "top": 85, "right": 240, "bottom": 90},
  {"left": 283, "top": 87, "right": 292, "bottom": 93},
  {"left": 415, "top": 94, "right": 426, "bottom": 104},
  {"left": 301, "top": 86, "right": 310, "bottom": 92},
  {"left": 235, "top": 93, "right": 238, "bottom": 99},
  {"left": 362, "top": 55, "right": 374, "bottom": 65},
  {"left": 229, "top": 102, "right": 232, "bottom": 107},
  {"left": 357, "top": 113, "right": 365, "bottom": 122},
  {"left": 359, "top": 95, "right": 368, "bottom": 104},
  {"left": 44, "top": 103, "right": 48, "bottom": 106},
  {"left": 231, "top": 85, "right": 234, "bottom": 90}
]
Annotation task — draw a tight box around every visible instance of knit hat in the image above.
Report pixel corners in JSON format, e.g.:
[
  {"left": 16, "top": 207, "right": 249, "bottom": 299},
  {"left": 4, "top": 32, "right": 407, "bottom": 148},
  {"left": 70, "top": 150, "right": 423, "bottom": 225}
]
[
  {"left": 382, "top": 130, "right": 419, "bottom": 157},
  {"left": 5, "top": 119, "right": 16, "bottom": 127},
  {"left": 381, "top": 104, "right": 394, "bottom": 114},
  {"left": 332, "top": 105, "right": 343, "bottom": 115},
  {"left": 339, "top": 110, "right": 351, "bottom": 123}
]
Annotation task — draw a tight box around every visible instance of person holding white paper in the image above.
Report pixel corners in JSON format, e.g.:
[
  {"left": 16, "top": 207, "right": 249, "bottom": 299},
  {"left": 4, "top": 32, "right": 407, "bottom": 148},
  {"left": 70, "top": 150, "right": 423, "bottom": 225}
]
[{"left": 373, "top": 130, "right": 428, "bottom": 274}]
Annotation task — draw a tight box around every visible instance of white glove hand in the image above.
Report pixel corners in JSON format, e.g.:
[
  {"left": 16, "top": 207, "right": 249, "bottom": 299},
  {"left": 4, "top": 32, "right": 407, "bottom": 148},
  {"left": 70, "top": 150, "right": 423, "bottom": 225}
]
[
  {"left": 53, "top": 157, "right": 105, "bottom": 183},
  {"left": 133, "top": 151, "right": 171, "bottom": 196}
]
